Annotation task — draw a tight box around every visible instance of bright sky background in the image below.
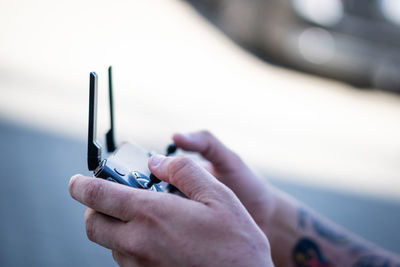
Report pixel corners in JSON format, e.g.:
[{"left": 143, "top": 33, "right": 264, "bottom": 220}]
[{"left": 1, "top": 0, "right": 400, "bottom": 202}]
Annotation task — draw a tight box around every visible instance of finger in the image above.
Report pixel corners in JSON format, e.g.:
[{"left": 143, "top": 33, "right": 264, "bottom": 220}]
[
  {"left": 84, "top": 208, "right": 127, "bottom": 251},
  {"left": 173, "top": 131, "right": 241, "bottom": 172},
  {"left": 201, "top": 161, "right": 216, "bottom": 176},
  {"left": 69, "top": 174, "right": 161, "bottom": 221},
  {"left": 148, "top": 155, "right": 224, "bottom": 203}
]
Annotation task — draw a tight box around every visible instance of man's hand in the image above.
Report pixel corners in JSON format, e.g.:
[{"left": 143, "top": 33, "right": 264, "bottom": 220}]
[
  {"left": 173, "top": 131, "right": 400, "bottom": 267},
  {"left": 69, "top": 155, "right": 273, "bottom": 267},
  {"left": 173, "top": 131, "right": 277, "bottom": 236}
]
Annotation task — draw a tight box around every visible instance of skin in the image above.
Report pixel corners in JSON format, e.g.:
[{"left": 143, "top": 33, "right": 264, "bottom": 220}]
[
  {"left": 70, "top": 130, "right": 400, "bottom": 266},
  {"left": 172, "top": 131, "right": 400, "bottom": 267},
  {"left": 69, "top": 153, "right": 273, "bottom": 266}
]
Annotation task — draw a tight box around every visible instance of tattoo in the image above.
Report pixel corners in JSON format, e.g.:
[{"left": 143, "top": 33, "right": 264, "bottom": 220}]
[
  {"left": 348, "top": 243, "right": 369, "bottom": 256},
  {"left": 311, "top": 218, "right": 348, "bottom": 245},
  {"left": 292, "top": 238, "right": 331, "bottom": 267},
  {"left": 299, "top": 208, "right": 308, "bottom": 229},
  {"left": 298, "top": 207, "right": 348, "bottom": 245},
  {"left": 352, "top": 255, "right": 391, "bottom": 267},
  {"left": 296, "top": 208, "right": 398, "bottom": 267}
]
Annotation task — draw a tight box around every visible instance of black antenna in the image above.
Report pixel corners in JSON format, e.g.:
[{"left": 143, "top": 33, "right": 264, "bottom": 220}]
[
  {"left": 88, "top": 72, "right": 102, "bottom": 171},
  {"left": 106, "top": 66, "right": 116, "bottom": 153}
]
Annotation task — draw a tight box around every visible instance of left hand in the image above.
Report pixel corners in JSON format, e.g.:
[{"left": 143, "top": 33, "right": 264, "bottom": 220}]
[
  {"left": 172, "top": 131, "right": 278, "bottom": 237},
  {"left": 69, "top": 155, "right": 273, "bottom": 267}
]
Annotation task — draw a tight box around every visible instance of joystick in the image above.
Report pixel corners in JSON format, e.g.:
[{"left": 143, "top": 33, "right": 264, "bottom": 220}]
[{"left": 145, "top": 144, "right": 178, "bottom": 189}]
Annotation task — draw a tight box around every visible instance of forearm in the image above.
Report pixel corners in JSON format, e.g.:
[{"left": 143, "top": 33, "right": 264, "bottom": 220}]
[{"left": 263, "top": 189, "right": 400, "bottom": 267}]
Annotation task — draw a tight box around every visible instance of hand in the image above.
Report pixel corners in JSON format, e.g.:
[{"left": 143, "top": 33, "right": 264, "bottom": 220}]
[
  {"left": 173, "top": 131, "right": 278, "bottom": 238},
  {"left": 172, "top": 131, "right": 400, "bottom": 267},
  {"left": 69, "top": 155, "right": 273, "bottom": 267}
]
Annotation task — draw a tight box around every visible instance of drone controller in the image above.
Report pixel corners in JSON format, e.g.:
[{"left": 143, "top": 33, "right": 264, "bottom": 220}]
[
  {"left": 92, "top": 143, "right": 163, "bottom": 192},
  {"left": 87, "top": 67, "right": 177, "bottom": 192}
]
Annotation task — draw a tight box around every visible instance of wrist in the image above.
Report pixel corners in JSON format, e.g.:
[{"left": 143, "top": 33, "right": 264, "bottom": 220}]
[
  {"left": 252, "top": 185, "right": 280, "bottom": 235},
  {"left": 262, "top": 189, "right": 302, "bottom": 265}
]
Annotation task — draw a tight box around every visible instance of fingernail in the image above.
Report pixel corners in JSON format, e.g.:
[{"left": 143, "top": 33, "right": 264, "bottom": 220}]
[{"left": 150, "top": 154, "right": 165, "bottom": 168}]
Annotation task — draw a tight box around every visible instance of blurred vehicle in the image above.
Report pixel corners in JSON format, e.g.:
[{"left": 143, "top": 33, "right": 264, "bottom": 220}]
[{"left": 186, "top": 0, "right": 400, "bottom": 92}]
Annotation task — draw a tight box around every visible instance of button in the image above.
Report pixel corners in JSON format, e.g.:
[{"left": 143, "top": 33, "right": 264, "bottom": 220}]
[
  {"left": 136, "top": 177, "right": 149, "bottom": 189},
  {"left": 114, "top": 168, "right": 125, "bottom": 176},
  {"left": 107, "top": 177, "right": 117, "bottom": 183},
  {"left": 130, "top": 171, "right": 148, "bottom": 179}
]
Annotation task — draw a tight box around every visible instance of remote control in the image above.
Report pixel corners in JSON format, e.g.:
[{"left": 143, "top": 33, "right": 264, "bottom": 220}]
[{"left": 87, "top": 67, "right": 163, "bottom": 192}]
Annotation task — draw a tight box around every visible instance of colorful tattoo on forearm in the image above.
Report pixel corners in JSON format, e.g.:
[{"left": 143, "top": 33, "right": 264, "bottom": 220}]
[
  {"left": 352, "top": 255, "right": 391, "bottom": 267},
  {"left": 293, "top": 238, "right": 331, "bottom": 267},
  {"left": 294, "top": 207, "right": 399, "bottom": 267},
  {"left": 298, "top": 207, "right": 348, "bottom": 245}
]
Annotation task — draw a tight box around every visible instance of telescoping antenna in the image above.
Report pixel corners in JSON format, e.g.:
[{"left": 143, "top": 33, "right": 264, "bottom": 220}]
[
  {"left": 106, "top": 66, "right": 117, "bottom": 153},
  {"left": 87, "top": 72, "right": 102, "bottom": 171}
]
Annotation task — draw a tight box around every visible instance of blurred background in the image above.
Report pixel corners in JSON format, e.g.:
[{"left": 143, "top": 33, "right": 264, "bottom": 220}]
[{"left": 0, "top": 0, "right": 399, "bottom": 266}]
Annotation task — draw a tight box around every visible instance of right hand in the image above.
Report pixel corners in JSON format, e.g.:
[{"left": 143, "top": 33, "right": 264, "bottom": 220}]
[
  {"left": 69, "top": 155, "right": 273, "bottom": 267},
  {"left": 173, "top": 131, "right": 278, "bottom": 237}
]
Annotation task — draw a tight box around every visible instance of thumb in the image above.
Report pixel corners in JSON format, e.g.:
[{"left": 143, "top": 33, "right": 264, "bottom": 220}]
[{"left": 148, "top": 154, "right": 223, "bottom": 203}]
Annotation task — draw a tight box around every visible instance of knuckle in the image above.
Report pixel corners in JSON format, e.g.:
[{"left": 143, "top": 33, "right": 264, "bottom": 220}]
[
  {"left": 125, "top": 235, "right": 149, "bottom": 260},
  {"left": 83, "top": 179, "right": 104, "bottom": 206},
  {"left": 200, "top": 130, "right": 213, "bottom": 139},
  {"left": 200, "top": 131, "right": 219, "bottom": 158},
  {"left": 204, "top": 141, "right": 217, "bottom": 158},
  {"left": 118, "top": 201, "right": 132, "bottom": 221},
  {"left": 220, "top": 185, "right": 237, "bottom": 201},
  {"left": 134, "top": 200, "right": 163, "bottom": 226},
  {"left": 141, "top": 210, "right": 160, "bottom": 227},
  {"left": 211, "top": 184, "right": 237, "bottom": 206},
  {"left": 85, "top": 213, "right": 96, "bottom": 242},
  {"left": 228, "top": 150, "right": 243, "bottom": 165},
  {"left": 167, "top": 156, "right": 193, "bottom": 179},
  {"left": 114, "top": 238, "right": 129, "bottom": 255}
]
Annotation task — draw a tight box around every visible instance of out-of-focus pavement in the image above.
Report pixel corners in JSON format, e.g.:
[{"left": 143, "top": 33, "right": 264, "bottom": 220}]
[
  {"left": 0, "top": 0, "right": 399, "bottom": 265},
  {"left": 0, "top": 119, "right": 115, "bottom": 267}
]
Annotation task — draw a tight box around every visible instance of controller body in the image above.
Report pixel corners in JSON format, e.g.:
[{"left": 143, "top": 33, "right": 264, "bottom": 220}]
[{"left": 93, "top": 142, "right": 163, "bottom": 192}]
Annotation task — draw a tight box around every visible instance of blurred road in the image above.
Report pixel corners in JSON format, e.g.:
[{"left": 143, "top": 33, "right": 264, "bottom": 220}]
[
  {"left": 0, "top": 119, "right": 115, "bottom": 267},
  {"left": 1, "top": 0, "right": 400, "bottom": 202},
  {"left": 0, "top": 118, "right": 399, "bottom": 266}
]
